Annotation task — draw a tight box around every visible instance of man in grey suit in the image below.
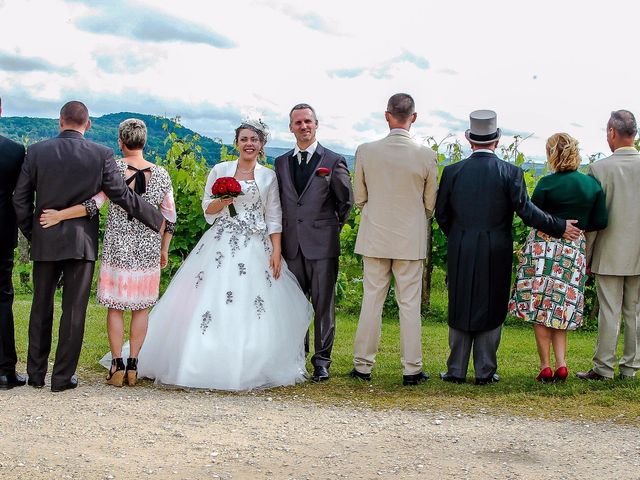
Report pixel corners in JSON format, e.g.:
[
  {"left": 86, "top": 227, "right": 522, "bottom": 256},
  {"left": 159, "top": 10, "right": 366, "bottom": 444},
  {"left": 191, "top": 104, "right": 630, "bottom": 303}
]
[
  {"left": 350, "top": 93, "right": 438, "bottom": 385},
  {"left": 274, "top": 103, "right": 353, "bottom": 382},
  {"left": 13, "top": 101, "right": 164, "bottom": 392},
  {"left": 0, "top": 97, "right": 27, "bottom": 390},
  {"left": 578, "top": 110, "right": 640, "bottom": 380}
]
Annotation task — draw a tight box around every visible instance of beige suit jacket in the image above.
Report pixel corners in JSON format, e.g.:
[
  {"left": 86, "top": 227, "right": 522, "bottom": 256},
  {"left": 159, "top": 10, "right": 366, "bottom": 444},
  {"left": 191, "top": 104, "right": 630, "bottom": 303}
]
[
  {"left": 354, "top": 129, "right": 438, "bottom": 260},
  {"left": 586, "top": 147, "right": 640, "bottom": 275}
]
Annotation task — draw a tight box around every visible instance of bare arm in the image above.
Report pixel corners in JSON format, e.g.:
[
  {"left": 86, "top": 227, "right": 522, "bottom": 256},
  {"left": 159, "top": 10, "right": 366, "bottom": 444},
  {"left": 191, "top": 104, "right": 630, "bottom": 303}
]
[
  {"left": 269, "top": 232, "right": 282, "bottom": 280},
  {"left": 40, "top": 193, "right": 107, "bottom": 228},
  {"left": 40, "top": 205, "right": 88, "bottom": 228}
]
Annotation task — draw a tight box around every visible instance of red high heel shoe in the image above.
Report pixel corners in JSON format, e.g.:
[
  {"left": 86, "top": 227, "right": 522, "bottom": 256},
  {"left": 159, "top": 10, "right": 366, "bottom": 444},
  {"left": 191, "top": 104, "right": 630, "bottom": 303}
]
[
  {"left": 553, "top": 366, "right": 569, "bottom": 382},
  {"left": 535, "top": 367, "right": 554, "bottom": 382}
]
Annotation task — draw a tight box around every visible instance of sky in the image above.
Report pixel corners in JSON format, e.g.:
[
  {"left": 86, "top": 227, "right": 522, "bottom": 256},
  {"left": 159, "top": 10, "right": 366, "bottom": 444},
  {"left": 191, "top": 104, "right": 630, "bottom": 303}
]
[{"left": 0, "top": 0, "right": 639, "bottom": 161}]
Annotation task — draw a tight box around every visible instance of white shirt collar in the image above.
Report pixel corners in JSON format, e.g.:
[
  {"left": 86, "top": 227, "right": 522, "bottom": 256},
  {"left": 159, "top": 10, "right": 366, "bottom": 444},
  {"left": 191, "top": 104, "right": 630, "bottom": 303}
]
[
  {"left": 294, "top": 140, "right": 318, "bottom": 163},
  {"left": 614, "top": 146, "right": 638, "bottom": 153},
  {"left": 389, "top": 128, "right": 410, "bottom": 136},
  {"left": 473, "top": 148, "right": 495, "bottom": 154}
]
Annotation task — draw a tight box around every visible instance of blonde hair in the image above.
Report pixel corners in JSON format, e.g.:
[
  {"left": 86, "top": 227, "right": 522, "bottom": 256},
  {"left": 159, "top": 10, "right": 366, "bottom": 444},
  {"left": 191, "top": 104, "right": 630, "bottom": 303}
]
[
  {"left": 546, "top": 133, "right": 581, "bottom": 172},
  {"left": 118, "top": 118, "right": 147, "bottom": 150}
]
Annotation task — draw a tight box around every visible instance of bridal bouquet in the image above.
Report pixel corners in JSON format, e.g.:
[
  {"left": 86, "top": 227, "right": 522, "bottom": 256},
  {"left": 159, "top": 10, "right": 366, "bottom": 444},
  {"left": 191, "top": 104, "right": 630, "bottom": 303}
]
[{"left": 212, "top": 177, "right": 243, "bottom": 217}]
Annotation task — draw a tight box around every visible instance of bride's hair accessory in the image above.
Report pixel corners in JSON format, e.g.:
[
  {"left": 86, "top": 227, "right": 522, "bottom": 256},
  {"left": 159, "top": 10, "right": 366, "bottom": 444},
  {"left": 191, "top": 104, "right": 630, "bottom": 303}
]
[{"left": 234, "top": 118, "right": 270, "bottom": 160}]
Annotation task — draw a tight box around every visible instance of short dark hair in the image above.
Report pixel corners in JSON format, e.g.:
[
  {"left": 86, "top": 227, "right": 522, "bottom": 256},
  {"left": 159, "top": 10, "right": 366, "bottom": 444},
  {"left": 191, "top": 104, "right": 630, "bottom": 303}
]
[
  {"left": 289, "top": 103, "right": 317, "bottom": 123},
  {"left": 386, "top": 93, "right": 415, "bottom": 121},
  {"left": 60, "top": 101, "right": 89, "bottom": 126},
  {"left": 609, "top": 110, "right": 637, "bottom": 137}
]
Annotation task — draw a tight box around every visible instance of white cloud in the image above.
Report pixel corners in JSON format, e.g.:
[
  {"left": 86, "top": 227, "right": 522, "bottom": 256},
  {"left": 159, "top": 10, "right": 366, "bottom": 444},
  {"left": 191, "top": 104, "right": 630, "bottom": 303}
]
[{"left": 0, "top": 0, "right": 638, "bottom": 158}]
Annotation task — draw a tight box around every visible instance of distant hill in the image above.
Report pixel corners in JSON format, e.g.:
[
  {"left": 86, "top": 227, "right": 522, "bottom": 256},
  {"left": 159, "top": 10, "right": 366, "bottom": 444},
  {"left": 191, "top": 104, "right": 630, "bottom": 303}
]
[
  {"left": 0, "top": 113, "right": 357, "bottom": 169},
  {"left": 0, "top": 112, "right": 263, "bottom": 166}
]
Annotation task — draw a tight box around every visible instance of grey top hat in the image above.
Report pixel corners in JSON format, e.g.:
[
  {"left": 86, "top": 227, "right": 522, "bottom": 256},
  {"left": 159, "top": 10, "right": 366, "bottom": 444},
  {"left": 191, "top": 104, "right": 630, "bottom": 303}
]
[{"left": 465, "top": 109, "right": 501, "bottom": 145}]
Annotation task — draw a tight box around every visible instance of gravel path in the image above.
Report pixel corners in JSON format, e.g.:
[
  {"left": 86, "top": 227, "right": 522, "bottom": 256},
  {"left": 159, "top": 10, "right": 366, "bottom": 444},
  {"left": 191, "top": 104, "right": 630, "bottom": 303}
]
[{"left": 0, "top": 382, "right": 639, "bottom": 479}]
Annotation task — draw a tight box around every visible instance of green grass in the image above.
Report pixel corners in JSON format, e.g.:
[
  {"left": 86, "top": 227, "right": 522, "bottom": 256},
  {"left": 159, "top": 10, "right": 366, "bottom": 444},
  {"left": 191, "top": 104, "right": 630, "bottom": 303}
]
[{"left": 11, "top": 286, "right": 640, "bottom": 424}]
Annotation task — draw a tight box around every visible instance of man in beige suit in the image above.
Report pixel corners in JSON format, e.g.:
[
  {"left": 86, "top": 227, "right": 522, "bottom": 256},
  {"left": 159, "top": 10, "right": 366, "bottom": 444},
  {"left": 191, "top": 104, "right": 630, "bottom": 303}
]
[
  {"left": 578, "top": 110, "right": 640, "bottom": 380},
  {"left": 350, "top": 93, "right": 438, "bottom": 385}
]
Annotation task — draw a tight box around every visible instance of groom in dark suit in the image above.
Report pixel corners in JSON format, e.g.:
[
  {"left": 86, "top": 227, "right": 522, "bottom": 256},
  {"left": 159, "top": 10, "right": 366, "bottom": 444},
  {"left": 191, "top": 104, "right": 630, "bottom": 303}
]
[
  {"left": 13, "top": 101, "right": 164, "bottom": 392},
  {"left": 275, "top": 103, "right": 353, "bottom": 381},
  {"left": 0, "top": 97, "right": 27, "bottom": 390}
]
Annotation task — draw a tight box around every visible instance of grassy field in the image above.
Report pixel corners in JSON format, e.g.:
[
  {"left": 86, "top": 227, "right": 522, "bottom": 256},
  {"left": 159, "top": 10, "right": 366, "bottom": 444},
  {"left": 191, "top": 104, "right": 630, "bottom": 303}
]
[{"left": 11, "top": 280, "right": 639, "bottom": 424}]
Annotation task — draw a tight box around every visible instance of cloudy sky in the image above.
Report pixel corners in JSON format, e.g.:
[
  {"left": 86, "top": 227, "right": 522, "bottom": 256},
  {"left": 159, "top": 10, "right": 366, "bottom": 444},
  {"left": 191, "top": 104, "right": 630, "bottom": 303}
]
[{"left": 0, "top": 0, "right": 638, "bottom": 160}]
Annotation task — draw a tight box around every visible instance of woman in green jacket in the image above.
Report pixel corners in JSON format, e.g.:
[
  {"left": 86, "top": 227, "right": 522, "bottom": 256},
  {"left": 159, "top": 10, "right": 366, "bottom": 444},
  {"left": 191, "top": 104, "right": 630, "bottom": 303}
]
[{"left": 509, "top": 133, "right": 608, "bottom": 382}]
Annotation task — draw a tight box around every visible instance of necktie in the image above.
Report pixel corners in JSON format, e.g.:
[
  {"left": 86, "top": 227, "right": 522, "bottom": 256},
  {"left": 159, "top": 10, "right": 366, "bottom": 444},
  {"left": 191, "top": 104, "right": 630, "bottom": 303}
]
[{"left": 300, "top": 151, "right": 308, "bottom": 165}]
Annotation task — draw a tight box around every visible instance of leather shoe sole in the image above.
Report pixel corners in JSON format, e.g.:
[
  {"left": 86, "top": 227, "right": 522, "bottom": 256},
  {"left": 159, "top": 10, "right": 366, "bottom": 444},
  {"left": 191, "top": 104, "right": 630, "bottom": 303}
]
[
  {"left": 403, "top": 371, "right": 429, "bottom": 386},
  {"left": 475, "top": 373, "right": 500, "bottom": 385},
  {"left": 0, "top": 373, "right": 27, "bottom": 390},
  {"left": 28, "top": 379, "right": 45, "bottom": 389},
  {"left": 349, "top": 368, "right": 371, "bottom": 381},
  {"left": 439, "top": 372, "right": 466, "bottom": 384},
  {"left": 51, "top": 376, "right": 78, "bottom": 392},
  {"left": 310, "top": 367, "right": 329, "bottom": 383},
  {"left": 576, "top": 369, "right": 609, "bottom": 381}
]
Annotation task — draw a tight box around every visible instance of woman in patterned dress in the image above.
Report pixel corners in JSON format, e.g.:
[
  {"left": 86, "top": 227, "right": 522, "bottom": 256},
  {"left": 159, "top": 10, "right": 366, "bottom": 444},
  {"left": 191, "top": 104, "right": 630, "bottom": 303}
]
[
  {"left": 508, "top": 133, "right": 608, "bottom": 382},
  {"left": 40, "top": 118, "right": 176, "bottom": 387},
  {"left": 131, "top": 120, "right": 312, "bottom": 390}
]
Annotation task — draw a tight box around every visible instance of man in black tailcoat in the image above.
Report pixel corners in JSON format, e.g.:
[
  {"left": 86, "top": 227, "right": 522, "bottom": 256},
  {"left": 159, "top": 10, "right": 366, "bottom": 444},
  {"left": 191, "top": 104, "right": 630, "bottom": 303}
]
[
  {"left": 274, "top": 103, "right": 353, "bottom": 382},
  {"left": 13, "top": 101, "right": 164, "bottom": 392},
  {"left": 435, "top": 110, "right": 580, "bottom": 385},
  {"left": 0, "top": 97, "right": 27, "bottom": 390}
]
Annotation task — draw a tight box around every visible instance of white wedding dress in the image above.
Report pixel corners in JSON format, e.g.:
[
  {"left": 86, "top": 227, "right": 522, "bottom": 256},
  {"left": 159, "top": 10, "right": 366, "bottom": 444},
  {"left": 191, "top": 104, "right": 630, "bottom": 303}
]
[{"left": 102, "top": 179, "right": 312, "bottom": 390}]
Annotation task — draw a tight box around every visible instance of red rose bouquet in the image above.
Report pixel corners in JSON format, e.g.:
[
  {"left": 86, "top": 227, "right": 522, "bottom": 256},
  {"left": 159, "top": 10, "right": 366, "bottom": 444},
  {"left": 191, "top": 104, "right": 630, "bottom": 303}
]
[{"left": 211, "top": 177, "right": 244, "bottom": 217}]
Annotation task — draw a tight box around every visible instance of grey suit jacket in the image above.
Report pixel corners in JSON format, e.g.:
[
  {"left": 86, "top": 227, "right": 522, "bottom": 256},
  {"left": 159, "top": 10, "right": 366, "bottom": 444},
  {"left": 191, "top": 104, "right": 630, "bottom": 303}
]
[
  {"left": 13, "top": 130, "right": 164, "bottom": 262},
  {"left": 586, "top": 147, "right": 640, "bottom": 275},
  {"left": 354, "top": 129, "right": 438, "bottom": 260},
  {"left": 275, "top": 143, "right": 353, "bottom": 260}
]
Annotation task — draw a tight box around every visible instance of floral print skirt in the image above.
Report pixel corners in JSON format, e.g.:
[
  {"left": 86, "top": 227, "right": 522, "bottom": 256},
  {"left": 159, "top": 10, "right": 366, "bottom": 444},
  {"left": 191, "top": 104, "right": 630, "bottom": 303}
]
[{"left": 508, "top": 229, "right": 586, "bottom": 330}]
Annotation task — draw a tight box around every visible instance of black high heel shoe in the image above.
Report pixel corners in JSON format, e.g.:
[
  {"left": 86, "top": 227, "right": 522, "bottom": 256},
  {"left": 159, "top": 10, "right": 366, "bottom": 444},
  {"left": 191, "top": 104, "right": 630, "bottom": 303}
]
[
  {"left": 126, "top": 358, "right": 138, "bottom": 386},
  {"left": 107, "top": 358, "right": 126, "bottom": 387}
]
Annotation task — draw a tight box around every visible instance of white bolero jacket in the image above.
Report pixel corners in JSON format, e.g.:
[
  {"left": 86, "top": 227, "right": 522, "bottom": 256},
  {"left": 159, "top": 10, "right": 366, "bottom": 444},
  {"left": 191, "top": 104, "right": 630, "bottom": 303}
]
[{"left": 201, "top": 160, "right": 283, "bottom": 235}]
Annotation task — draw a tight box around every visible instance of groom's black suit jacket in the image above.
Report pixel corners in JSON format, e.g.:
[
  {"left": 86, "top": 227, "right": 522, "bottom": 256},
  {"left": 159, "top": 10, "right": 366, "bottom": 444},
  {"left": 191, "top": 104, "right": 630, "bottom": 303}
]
[
  {"left": 13, "top": 130, "right": 163, "bottom": 261},
  {"left": 0, "top": 135, "right": 25, "bottom": 259}
]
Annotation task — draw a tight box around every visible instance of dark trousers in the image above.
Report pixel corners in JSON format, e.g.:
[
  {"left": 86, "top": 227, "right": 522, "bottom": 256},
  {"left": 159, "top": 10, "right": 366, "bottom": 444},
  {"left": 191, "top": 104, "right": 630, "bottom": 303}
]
[
  {"left": 287, "top": 251, "right": 338, "bottom": 369},
  {"left": 28, "top": 260, "right": 94, "bottom": 386},
  {"left": 446, "top": 325, "right": 502, "bottom": 380},
  {"left": 0, "top": 258, "right": 17, "bottom": 376}
]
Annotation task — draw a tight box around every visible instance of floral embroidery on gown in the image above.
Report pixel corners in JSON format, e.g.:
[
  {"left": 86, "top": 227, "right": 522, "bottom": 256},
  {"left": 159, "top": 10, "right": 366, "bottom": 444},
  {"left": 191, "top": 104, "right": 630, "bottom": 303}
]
[{"left": 117, "top": 180, "right": 312, "bottom": 390}]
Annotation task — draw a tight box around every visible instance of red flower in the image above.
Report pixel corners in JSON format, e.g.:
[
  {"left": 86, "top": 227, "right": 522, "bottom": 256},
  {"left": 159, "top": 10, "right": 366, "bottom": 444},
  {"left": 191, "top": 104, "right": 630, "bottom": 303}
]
[
  {"left": 316, "top": 167, "right": 331, "bottom": 177},
  {"left": 211, "top": 176, "right": 244, "bottom": 217}
]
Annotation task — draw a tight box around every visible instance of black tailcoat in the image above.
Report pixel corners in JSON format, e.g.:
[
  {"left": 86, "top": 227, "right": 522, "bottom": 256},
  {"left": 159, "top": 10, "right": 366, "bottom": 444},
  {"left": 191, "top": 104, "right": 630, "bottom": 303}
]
[{"left": 435, "top": 152, "right": 565, "bottom": 332}]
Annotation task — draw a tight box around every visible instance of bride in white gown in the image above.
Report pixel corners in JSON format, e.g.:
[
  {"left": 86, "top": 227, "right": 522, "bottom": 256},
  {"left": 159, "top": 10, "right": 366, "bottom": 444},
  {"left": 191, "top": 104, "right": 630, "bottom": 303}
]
[{"left": 105, "top": 120, "right": 312, "bottom": 390}]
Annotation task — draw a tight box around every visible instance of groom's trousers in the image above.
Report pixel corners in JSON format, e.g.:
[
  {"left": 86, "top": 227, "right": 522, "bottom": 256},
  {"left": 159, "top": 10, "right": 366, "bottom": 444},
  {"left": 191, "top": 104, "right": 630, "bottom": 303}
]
[
  {"left": 0, "top": 258, "right": 18, "bottom": 376},
  {"left": 287, "top": 252, "right": 338, "bottom": 369},
  {"left": 27, "top": 260, "right": 94, "bottom": 386}
]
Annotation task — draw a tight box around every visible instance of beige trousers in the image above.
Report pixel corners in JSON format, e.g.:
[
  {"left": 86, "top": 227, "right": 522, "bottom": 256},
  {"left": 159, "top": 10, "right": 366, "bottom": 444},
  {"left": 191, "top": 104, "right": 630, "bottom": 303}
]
[
  {"left": 593, "top": 274, "right": 640, "bottom": 378},
  {"left": 353, "top": 257, "right": 423, "bottom": 375}
]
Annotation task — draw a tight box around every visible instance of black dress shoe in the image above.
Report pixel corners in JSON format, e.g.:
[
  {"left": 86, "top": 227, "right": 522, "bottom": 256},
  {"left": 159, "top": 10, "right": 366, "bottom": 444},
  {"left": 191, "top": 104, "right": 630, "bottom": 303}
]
[
  {"left": 576, "top": 369, "right": 609, "bottom": 381},
  {"left": 439, "top": 372, "right": 466, "bottom": 384},
  {"left": 51, "top": 375, "right": 78, "bottom": 392},
  {"left": 0, "top": 372, "right": 27, "bottom": 390},
  {"left": 349, "top": 368, "right": 371, "bottom": 381},
  {"left": 402, "top": 371, "right": 429, "bottom": 386},
  {"left": 475, "top": 373, "right": 500, "bottom": 385},
  {"left": 28, "top": 378, "right": 45, "bottom": 389},
  {"left": 311, "top": 366, "right": 329, "bottom": 382}
]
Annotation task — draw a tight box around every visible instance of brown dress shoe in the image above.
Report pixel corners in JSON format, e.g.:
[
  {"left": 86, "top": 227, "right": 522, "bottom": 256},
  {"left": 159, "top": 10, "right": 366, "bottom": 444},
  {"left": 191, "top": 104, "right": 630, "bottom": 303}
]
[{"left": 576, "top": 369, "right": 609, "bottom": 381}]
